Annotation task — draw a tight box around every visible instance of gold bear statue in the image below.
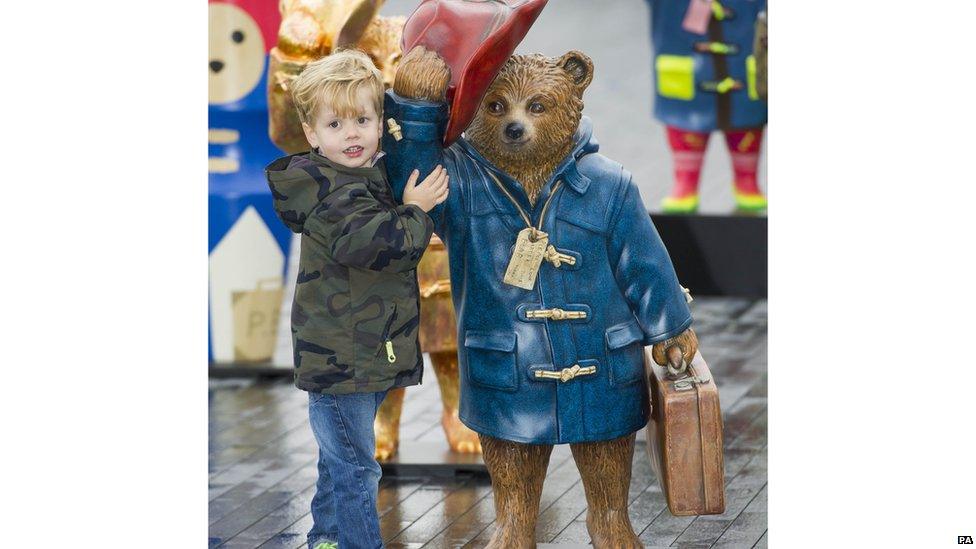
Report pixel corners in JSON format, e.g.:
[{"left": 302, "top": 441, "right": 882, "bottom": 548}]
[{"left": 267, "top": 0, "right": 482, "bottom": 459}]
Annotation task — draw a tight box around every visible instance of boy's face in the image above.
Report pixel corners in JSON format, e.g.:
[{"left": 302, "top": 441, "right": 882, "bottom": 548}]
[{"left": 302, "top": 87, "right": 382, "bottom": 169}]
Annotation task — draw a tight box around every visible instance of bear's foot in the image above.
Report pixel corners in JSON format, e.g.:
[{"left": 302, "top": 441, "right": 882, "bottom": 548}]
[
  {"left": 373, "top": 387, "right": 405, "bottom": 460},
  {"left": 374, "top": 426, "right": 398, "bottom": 461},
  {"left": 442, "top": 408, "right": 482, "bottom": 454},
  {"left": 586, "top": 509, "right": 643, "bottom": 548},
  {"left": 485, "top": 522, "right": 536, "bottom": 549}
]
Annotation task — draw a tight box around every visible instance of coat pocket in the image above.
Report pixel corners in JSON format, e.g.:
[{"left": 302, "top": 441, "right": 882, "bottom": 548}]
[
  {"left": 656, "top": 54, "right": 696, "bottom": 101},
  {"left": 464, "top": 330, "right": 518, "bottom": 392},
  {"left": 605, "top": 319, "right": 645, "bottom": 386}
]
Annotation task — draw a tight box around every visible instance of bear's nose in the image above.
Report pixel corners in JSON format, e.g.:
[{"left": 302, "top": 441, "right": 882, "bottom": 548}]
[
  {"left": 210, "top": 60, "right": 224, "bottom": 73},
  {"left": 505, "top": 122, "right": 525, "bottom": 141}
]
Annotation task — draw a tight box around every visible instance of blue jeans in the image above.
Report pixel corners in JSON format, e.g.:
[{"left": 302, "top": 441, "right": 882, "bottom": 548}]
[{"left": 306, "top": 390, "right": 388, "bottom": 549}]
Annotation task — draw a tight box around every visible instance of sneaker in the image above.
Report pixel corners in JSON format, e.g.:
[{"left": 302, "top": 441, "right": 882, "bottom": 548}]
[
  {"left": 662, "top": 194, "right": 699, "bottom": 214},
  {"left": 733, "top": 190, "right": 767, "bottom": 212}
]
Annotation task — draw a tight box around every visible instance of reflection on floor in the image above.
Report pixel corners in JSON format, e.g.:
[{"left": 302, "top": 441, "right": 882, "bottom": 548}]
[{"left": 209, "top": 297, "right": 767, "bottom": 548}]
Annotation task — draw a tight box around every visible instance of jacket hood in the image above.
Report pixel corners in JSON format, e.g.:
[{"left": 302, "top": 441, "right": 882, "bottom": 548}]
[
  {"left": 265, "top": 151, "right": 383, "bottom": 232},
  {"left": 566, "top": 115, "right": 599, "bottom": 160}
]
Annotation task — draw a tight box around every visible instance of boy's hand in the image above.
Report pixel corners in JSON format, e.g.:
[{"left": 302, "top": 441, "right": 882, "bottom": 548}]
[{"left": 403, "top": 165, "right": 449, "bottom": 212}]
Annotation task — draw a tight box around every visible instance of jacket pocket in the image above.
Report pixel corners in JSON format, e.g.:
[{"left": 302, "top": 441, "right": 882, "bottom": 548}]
[
  {"left": 656, "top": 54, "right": 695, "bottom": 101},
  {"left": 605, "top": 319, "right": 645, "bottom": 386},
  {"left": 464, "top": 330, "right": 518, "bottom": 392}
]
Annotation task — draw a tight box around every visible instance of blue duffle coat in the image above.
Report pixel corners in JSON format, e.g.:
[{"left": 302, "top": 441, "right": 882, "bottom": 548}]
[
  {"left": 647, "top": 0, "right": 767, "bottom": 131},
  {"left": 381, "top": 91, "right": 692, "bottom": 444}
]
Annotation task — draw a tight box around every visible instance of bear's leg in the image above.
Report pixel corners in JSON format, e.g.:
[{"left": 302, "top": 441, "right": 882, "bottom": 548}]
[
  {"left": 373, "top": 387, "right": 404, "bottom": 460},
  {"left": 570, "top": 433, "right": 643, "bottom": 548},
  {"left": 430, "top": 351, "right": 482, "bottom": 454},
  {"left": 480, "top": 433, "right": 553, "bottom": 549}
]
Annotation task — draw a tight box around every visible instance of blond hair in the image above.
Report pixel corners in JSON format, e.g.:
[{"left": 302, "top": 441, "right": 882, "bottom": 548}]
[{"left": 291, "top": 49, "right": 384, "bottom": 125}]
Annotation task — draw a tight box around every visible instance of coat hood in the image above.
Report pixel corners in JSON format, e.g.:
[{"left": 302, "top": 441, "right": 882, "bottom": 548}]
[{"left": 265, "top": 151, "right": 384, "bottom": 233}]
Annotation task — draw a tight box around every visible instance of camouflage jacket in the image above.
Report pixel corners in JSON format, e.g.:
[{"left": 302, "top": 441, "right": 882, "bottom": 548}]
[{"left": 265, "top": 150, "right": 433, "bottom": 394}]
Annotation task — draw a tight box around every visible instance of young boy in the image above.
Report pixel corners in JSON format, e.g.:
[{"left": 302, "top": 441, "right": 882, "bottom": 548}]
[{"left": 265, "top": 49, "right": 448, "bottom": 549}]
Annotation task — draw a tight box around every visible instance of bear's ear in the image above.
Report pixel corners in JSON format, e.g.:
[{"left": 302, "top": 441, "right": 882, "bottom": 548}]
[
  {"left": 336, "top": 0, "right": 383, "bottom": 48},
  {"left": 558, "top": 51, "right": 594, "bottom": 93}
]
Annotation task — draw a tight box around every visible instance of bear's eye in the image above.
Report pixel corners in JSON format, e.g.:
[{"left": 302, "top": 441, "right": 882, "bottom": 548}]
[
  {"left": 487, "top": 101, "right": 505, "bottom": 115},
  {"left": 232, "top": 30, "right": 245, "bottom": 44},
  {"left": 529, "top": 102, "right": 546, "bottom": 114}
]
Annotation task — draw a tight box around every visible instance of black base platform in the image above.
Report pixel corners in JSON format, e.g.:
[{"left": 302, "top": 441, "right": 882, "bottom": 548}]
[
  {"left": 651, "top": 213, "right": 767, "bottom": 298},
  {"left": 378, "top": 440, "right": 489, "bottom": 478},
  {"left": 209, "top": 363, "right": 291, "bottom": 378}
]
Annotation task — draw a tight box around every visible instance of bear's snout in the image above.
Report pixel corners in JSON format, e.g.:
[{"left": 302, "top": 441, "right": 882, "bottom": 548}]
[
  {"left": 210, "top": 60, "right": 225, "bottom": 74},
  {"left": 504, "top": 122, "right": 525, "bottom": 141}
]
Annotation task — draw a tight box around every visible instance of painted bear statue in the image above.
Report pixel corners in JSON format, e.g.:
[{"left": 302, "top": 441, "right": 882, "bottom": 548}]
[{"left": 383, "top": 46, "right": 699, "bottom": 548}]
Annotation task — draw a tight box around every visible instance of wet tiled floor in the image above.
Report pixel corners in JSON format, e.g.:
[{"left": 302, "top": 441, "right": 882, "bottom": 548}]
[{"left": 209, "top": 297, "right": 767, "bottom": 548}]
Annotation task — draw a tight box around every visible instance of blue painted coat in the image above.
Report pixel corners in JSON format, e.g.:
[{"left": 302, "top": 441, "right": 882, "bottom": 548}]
[
  {"left": 647, "top": 0, "right": 767, "bottom": 131},
  {"left": 382, "top": 91, "right": 692, "bottom": 444}
]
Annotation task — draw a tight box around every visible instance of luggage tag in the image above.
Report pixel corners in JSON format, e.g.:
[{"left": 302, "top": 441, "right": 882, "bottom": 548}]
[
  {"left": 682, "top": 0, "right": 713, "bottom": 35},
  {"left": 503, "top": 227, "right": 549, "bottom": 290}
]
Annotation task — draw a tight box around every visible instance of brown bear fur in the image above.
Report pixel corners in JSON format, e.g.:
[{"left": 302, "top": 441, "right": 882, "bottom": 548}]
[
  {"left": 395, "top": 48, "right": 593, "bottom": 205},
  {"left": 464, "top": 51, "right": 592, "bottom": 204},
  {"left": 393, "top": 46, "right": 696, "bottom": 548}
]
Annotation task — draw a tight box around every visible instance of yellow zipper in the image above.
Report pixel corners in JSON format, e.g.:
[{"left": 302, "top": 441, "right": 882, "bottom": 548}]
[{"left": 385, "top": 340, "right": 396, "bottom": 363}]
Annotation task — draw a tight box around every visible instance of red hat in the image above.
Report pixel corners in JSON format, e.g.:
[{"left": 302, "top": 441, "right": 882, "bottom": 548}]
[{"left": 401, "top": 0, "right": 548, "bottom": 145}]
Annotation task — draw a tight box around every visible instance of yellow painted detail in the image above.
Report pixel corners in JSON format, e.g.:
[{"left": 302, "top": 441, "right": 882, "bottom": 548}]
[
  {"left": 734, "top": 191, "right": 768, "bottom": 211},
  {"left": 746, "top": 55, "right": 759, "bottom": 100},
  {"left": 716, "top": 77, "right": 737, "bottom": 94},
  {"left": 708, "top": 42, "right": 733, "bottom": 54},
  {"left": 208, "top": 128, "right": 240, "bottom": 144},
  {"left": 209, "top": 156, "right": 240, "bottom": 173},
  {"left": 738, "top": 131, "right": 756, "bottom": 153},
  {"left": 656, "top": 55, "right": 695, "bottom": 101},
  {"left": 662, "top": 194, "right": 700, "bottom": 213},
  {"left": 683, "top": 133, "right": 706, "bottom": 147},
  {"left": 711, "top": 1, "right": 725, "bottom": 20}
]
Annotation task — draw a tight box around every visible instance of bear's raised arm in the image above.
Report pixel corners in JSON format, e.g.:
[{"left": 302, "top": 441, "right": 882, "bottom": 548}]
[
  {"left": 381, "top": 45, "right": 457, "bottom": 237},
  {"left": 381, "top": 90, "right": 449, "bottom": 203}
]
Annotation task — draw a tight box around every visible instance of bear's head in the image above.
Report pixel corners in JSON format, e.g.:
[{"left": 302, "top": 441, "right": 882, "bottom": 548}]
[
  {"left": 465, "top": 51, "right": 594, "bottom": 203},
  {"left": 209, "top": 2, "right": 268, "bottom": 105}
]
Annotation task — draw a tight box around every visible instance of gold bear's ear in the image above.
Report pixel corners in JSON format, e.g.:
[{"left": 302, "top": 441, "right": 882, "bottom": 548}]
[
  {"left": 558, "top": 50, "right": 594, "bottom": 93},
  {"left": 336, "top": 0, "right": 384, "bottom": 48}
]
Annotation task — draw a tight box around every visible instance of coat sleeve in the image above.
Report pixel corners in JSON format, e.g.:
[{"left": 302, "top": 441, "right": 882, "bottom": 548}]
[
  {"left": 606, "top": 173, "right": 693, "bottom": 344},
  {"left": 314, "top": 180, "right": 434, "bottom": 273},
  {"left": 381, "top": 90, "right": 452, "bottom": 238}
]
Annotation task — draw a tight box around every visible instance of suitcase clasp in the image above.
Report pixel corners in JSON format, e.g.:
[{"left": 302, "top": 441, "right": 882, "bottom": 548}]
[{"left": 672, "top": 372, "right": 710, "bottom": 391}]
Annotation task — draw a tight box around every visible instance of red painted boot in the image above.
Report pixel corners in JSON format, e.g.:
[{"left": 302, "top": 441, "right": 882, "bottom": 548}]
[
  {"left": 662, "top": 126, "right": 710, "bottom": 213},
  {"left": 724, "top": 127, "right": 767, "bottom": 212}
]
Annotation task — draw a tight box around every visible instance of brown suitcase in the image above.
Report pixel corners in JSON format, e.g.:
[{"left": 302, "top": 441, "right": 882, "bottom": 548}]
[{"left": 644, "top": 349, "right": 726, "bottom": 516}]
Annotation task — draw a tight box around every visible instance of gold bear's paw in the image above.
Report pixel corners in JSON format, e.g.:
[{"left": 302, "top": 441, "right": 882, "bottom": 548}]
[
  {"left": 442, "top": 408, "right": 482, "bottom": 454},
  {"left": 374, "top": 431, "right": 399, "bottom": 461}
]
